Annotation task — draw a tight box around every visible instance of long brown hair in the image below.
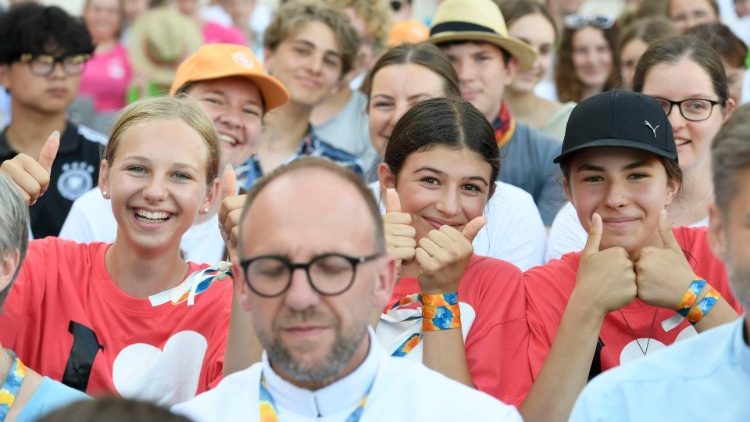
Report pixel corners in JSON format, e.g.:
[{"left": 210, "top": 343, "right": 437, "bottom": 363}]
[
  {"left": 633, "top": 35, "right": 729, "bottom": 105},
  {"left": 556, "top": 24, "right": 621, "bottom": 102}
]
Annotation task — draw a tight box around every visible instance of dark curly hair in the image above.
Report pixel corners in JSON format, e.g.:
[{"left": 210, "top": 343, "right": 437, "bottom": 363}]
[{"left": 0, "top": 2, "right": 94, "bottom": 65}]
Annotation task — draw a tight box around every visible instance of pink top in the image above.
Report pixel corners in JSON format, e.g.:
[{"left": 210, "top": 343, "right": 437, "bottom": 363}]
[
  {"left": 202, "top": 21, "right": 248, "bottom": 45},
  {"left": 79, "top": 44, "right": 133, "bottom": 113}
]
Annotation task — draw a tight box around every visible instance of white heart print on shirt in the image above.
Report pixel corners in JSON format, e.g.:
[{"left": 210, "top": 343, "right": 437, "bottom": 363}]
[
  {"left": 112, "top": 330, "right": 207, "bottom": 406},
  {"left": 619, "top": 324, "right": 697, "bottom": 364}
]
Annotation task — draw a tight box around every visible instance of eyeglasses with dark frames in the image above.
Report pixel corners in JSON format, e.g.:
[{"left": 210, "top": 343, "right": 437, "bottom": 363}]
[
  {"left": 239, "top": 252, "right": 382, "bottom": 298},
  {"left": 652, "top": 97, "right": 721, "bottom": 122},
  {"left": 563, "top": 14, "right": 615, "bottom": 30},
  {"left": 19, "top": 53, "right": 90, "bottom": 77}
]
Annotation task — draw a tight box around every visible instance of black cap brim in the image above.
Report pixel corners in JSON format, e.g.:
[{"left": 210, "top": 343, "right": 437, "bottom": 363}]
[{"left": 553, "top": 138, "right": 679, "bottom": 164}]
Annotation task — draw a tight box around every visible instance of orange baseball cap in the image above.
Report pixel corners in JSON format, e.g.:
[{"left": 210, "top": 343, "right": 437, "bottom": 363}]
[
  {"left": 388, "top": 20, "right": 430, "bottom": 47},
  {"left": 169, "top": 43, "right": 289, "bottom": 111}
]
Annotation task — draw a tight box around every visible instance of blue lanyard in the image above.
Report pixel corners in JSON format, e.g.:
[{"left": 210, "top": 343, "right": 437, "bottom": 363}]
[
  {"left": 0, "top": 351, "right": 26, "bottom": 422},
  {"left": 259, "top": 372, "right": 374, "bottom": 422}
]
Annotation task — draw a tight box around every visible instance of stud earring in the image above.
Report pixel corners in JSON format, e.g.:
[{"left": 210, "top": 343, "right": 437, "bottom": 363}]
[{"left": 199, "top": 208, "right": 209, "bottom": 215}]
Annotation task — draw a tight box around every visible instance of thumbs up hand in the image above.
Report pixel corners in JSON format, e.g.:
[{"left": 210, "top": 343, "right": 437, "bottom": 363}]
[
  {"left": 0, "top": 131, "right": 59, "bottom": 205},
  {"left": 634, "top": 210, "right": 697, "bottom": 308},
  {"left": 218, "top": 165, "right": 245, "bottom": 256},
  {"left": 383, "top": 188, "right": 416, "bottom": 277},
  {"left": 415, "top": 215, "right": 486, "bottom": 295},
  {"left": 574, "top": 213, "right": 637, "bottom": 316}
]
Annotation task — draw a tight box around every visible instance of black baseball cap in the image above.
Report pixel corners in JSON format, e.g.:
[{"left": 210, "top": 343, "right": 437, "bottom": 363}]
[{"left": 554, "top": 90, "right": 677, "bottom": 164}]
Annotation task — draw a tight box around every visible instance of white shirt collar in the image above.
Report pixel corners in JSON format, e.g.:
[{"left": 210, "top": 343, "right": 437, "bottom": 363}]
[{"left": 261, "top": 328, "right": 384, "bottom": 417}]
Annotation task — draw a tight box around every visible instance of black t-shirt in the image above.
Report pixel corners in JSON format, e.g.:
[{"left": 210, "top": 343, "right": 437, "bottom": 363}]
[{"left": 0, "top": 123, "right": 105, "bottom": 238}]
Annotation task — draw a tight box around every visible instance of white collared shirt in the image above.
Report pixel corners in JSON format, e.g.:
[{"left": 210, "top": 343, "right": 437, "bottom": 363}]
[
  {"left": 173, "top": 328, "right": 521, "bottom": 421},
  {"left": 260, "top": 330, "right": 380, "bottom": 418}
]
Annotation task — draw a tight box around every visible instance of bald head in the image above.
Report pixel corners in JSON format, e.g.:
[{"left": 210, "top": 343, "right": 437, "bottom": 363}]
[
  {"left": 238, "top": 158, "right": 384, "bottom": 257},
  {"left": 234, "top": 159, "right": 394, "bottom": 388}
]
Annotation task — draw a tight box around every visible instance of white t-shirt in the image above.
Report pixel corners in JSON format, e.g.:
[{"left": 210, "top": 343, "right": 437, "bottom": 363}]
[
  {"left": 59, "top": 187, "right": 225, "bottom": 265},
  {"left": 545, "top": 201, "right": 710, "bottom": 261},
  {"left": 369, "top": 181, "right": 546, "bottom": 271},
  {"left": 172, "top": 331, "right": 521, "bottom": 422}
]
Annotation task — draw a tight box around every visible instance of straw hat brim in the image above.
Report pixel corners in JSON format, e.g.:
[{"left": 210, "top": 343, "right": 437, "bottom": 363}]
[{"left": 429, "top": 32, "right": 536, "bottom": 70}]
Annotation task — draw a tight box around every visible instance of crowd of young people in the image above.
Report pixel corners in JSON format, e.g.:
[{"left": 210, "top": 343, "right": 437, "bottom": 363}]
[{"left": 0, "top": 0, "right": 748, "bottom": 420}]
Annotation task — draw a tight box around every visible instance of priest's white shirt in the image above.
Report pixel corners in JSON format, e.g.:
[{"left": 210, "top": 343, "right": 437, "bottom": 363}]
[{"left": 172, "top": 329, "right": 521, "bottom": 421}]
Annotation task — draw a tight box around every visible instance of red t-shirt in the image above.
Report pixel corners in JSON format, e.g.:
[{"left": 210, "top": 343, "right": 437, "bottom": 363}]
[
  {"left": 524, "top": 226, "right": 743, "bottom": 377},
  {"left": 378, "top": 255, "right": 532, "bottom": 407},
  {"left": 0, "top": 238, "right": 232, "bottom": 405}
]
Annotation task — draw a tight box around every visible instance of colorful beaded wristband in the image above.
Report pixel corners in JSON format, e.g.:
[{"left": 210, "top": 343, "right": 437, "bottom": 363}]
[
  {"left": 676, "top": 279, "right": 706, "bottom": 317},
  {"left": 686, "top": 286, "right": 721, "bottom": 325},
  {"left": 421, "top": 292, "right": 461, "bottom": 331}
]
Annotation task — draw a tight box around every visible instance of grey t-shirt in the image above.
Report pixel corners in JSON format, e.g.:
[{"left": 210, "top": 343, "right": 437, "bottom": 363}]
[{"left": 313, "top": 90, "right": 378, "bottom": 176}]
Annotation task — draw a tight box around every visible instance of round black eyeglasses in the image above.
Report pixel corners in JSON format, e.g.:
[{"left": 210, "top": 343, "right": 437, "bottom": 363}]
[{"left": 239, "top": 253, "right": 382, "bottom": 298}]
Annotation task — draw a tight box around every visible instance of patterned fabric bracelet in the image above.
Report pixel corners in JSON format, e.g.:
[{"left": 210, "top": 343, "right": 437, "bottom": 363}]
[
  {"left": 686, "top": 286, "right": 721, "bottom": 325},
  {"left": 421, "top": 292, "right": 461, "bottom": 331},
  {"left": 676, "top": 279, "right": 706, "bottom": 317},
  {"left": 0, "top": 351, "right": 27, "bottom": 421}
]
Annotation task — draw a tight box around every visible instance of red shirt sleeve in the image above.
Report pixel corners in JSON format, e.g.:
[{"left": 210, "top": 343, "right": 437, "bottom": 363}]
[
  {"left": 523, "top": 254, "right": 580, "bottom": 378},
  {"left": 461, "top": 257, "right": 532, "bottom": 407}
]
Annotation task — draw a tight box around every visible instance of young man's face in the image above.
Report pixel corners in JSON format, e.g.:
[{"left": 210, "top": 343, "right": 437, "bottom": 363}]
[
  {"left": 439, "top": 41, "right": 517, "bottom": 122},
  {"left": 264, "top": 21, "right": 344, "bottom": 108},
  {"left": 0, "top": 53, "right": 83, "bottom": 116}
]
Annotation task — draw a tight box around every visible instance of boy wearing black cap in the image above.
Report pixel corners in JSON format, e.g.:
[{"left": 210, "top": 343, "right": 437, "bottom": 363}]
[
  {"left": 429, "top": 0, "right": 565, "bottom": 225},
  {"left": 569, "top": 104, "right": 750, "bottom": 421},
  {"left": 520, "top": 90, "right": 741, "bottom": 422},
  {"left": 0, "top": 3, "right": 103, "bottom": 239}
]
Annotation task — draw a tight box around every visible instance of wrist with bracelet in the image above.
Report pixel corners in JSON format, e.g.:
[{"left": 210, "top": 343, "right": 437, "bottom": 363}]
[
  {"left": 663, "top": 278, "right": 721, "bottom": 330},
  {"left": 686, "top": 284, "right": 721, "bottom": 325},
  {"left": 421, "top": 292, "right": 461, "bottom": 331}
]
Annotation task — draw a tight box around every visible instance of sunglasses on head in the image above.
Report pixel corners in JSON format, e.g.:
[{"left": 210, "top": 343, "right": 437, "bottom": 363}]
[{"left": 563, "top": 14, "right": 615, "bottom": 30}]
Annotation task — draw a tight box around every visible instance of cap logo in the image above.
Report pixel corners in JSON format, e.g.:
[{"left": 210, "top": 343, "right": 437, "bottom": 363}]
[
  {"left": 644, "top": 120, "right": 660, "bottom": 138},
  {"left": 232, "top": 51, "right": 254, "bottom": 69}
]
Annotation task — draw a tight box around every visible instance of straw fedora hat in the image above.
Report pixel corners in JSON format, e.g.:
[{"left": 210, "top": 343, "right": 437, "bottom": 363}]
[{"left": 429, "top": 0, "right": 537, "bottom": 70}]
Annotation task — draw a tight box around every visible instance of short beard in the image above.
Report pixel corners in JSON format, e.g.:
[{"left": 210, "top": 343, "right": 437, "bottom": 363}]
[{"left": 259, "top": 310, "right": 369, "bottom": 389}]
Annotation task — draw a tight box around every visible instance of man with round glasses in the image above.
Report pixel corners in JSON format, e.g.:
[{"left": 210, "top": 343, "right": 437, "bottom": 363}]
[
  {"left": 0, "top": 3, "right": 103, "bottom": 238},
  {"left": 172, "top": 157, "right": 520, "bottom": 421}
]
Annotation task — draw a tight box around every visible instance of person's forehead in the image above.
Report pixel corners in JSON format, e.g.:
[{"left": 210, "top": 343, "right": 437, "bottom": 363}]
[
  {"left": 282, "top": 20, "right": 342, "bottom": 56},
  {"left": 255, "top": 171, "right": 370, "bottom": 217},
  {"left": 242, "top": 170, "right": 376, "bottom": 253},
  {"left": 440, "top": 40, "right": 503, "bottom": 55},
  {"left": 287, "top": 20, "right": 339, "bottom": 49}
]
